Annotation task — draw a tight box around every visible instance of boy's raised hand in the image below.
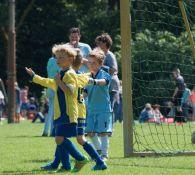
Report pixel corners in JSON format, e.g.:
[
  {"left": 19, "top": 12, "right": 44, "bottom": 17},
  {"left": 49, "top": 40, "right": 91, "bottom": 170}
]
[{"left": 25, "top": 67, "right": 35, "bottom": 76}]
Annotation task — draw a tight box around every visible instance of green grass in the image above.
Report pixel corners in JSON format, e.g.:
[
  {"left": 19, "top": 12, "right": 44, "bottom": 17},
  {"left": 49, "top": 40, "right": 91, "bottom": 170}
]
[{"left": 1, "top": 120, "right": 195, "bottom": 175}]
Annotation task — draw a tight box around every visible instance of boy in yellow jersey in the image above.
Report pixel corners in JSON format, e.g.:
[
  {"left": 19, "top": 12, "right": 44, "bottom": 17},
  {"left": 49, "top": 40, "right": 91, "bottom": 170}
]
[
  {"left": 42, "top": 49, "right": 107, "bottom": 171},
  {"left": 25, "top": 44, "right": 88, "bottom": 172}
]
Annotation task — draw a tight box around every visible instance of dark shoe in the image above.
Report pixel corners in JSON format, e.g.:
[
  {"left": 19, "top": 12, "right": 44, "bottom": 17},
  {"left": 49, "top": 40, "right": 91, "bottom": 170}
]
[
  {"left": 41, "top": 163, "right": 58, "bottom": 171},
  {"left": 92, "top": 162, "right": 107, "bottom": 171}
]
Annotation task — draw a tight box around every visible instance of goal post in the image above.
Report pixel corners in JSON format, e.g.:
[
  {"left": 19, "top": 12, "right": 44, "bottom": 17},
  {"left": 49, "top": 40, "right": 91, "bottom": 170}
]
[
  {"left": 178, "top": 0, "right": 195, "bottom": 58},
  {"left": 120, "top": 0, "right": 195, "bottom": 157},
  {"left": 120, "top": 0, "right": 133, "bottom": 157}
]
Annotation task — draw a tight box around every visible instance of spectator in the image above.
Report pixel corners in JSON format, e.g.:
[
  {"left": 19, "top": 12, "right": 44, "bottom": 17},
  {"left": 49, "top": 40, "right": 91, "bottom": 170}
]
[
  {"left": 28, "top": 97, "right": 44, "bottom": 123},
  {"left": 181, "top": 84, "right": 191, "bottom": 120},
  {"left": 139, "top": 103, "right": 153, "bottom": 123},
  {"left": 15, "top": 82, "right": 21, "bottom": 123},
  {"left": 20, "top": 86, "right": 29, "bottom": 118},
  {"left": 0, "top": 79, "right": 7, "bottom": 118},
  {"left": 152, "top": 104, "right": 163, "bottom": 124},
  {"left": 189, "top": 86, "right": 195, "bottom": 122},
  {"left": 0, "top": 90, "right": 5, "bottom": 125},
  {"left": 172, "top": 68, "right": 185, "bottom": 123}
]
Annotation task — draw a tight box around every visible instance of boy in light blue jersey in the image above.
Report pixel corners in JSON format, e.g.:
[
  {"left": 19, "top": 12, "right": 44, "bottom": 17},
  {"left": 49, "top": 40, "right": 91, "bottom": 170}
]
[
  {"left": 85, "top": 48, "right": 112, "bottom": 161},
  {"left": 95, "top": 33, "right": 120, "bottom": 123}
]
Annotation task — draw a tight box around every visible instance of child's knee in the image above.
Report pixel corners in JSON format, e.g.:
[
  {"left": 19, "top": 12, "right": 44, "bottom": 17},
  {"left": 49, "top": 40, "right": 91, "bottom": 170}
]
[
  {"left": 55, "top": 136, "right": 64, "bottom": 145},
  {"left": 76, "top": 136, "right": 86, "bottom": 145}
]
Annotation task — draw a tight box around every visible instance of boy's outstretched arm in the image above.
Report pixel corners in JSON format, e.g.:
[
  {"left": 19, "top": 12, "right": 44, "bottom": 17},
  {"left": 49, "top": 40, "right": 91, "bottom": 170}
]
[
  {"left": 89, "top": 78, "right": 109, "bottom": 86},
  {"left": 25, "top": 67, "right": 56, "bottom": 90}
]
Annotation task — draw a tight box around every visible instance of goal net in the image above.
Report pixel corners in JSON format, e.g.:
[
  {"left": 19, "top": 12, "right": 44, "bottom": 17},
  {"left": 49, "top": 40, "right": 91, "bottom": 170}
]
[{"left": 131, "top": 0, "right": 195, "bottom": 155}]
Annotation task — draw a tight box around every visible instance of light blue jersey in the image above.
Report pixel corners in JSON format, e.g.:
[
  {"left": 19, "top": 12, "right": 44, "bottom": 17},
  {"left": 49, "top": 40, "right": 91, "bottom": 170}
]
[
  {"left": 76, "top": 42, "right": 92, "bottom": 73},
  {"left": 66, "top": 42, "right": 91, "bottom": 73},
  {"left": 47, "top": 57, "right": 61, "bottom": 78},
  {"left": 46, "top": 56, "right": 61, "bottom": 97},
  {"left": 86, "top": 69, "right": 112, "bottom": 113}
]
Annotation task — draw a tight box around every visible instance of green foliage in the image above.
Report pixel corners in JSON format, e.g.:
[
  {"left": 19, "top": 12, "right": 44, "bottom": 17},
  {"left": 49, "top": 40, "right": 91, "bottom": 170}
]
[
  {"left": 0, "top": 0, "right": 194, "bottom": 100},
  {"left": 0, "top": 2, "right": 8, "bottom": 28},
  {"left": 114, "top": 30, "right": 195, "bottom": 117}
]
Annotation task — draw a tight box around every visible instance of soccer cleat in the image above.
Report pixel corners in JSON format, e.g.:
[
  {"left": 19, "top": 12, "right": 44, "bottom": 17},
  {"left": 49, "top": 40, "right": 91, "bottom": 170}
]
[
  {"left": 40, "top": 163, "right": 58, "bottom": 171},
  {"left": 72, "top": 156, "right": 90, "bottom": 172},
  {"left": 92, "top": 162, "right": 107, "bottom": 171}
]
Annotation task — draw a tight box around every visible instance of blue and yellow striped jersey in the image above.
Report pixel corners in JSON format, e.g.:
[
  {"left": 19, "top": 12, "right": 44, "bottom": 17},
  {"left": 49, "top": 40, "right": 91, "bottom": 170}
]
[
  {"left": 76, "top": 72, "right": 90, "bottom": 118},
  {"left": 33, "top": 68, "right": 78, "bottom": 124}
]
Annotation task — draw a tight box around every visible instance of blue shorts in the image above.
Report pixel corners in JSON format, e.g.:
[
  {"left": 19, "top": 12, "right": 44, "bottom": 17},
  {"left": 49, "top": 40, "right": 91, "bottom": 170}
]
[
  {"left": 77, "top": 118, "right": 86, "bottom": 136},
  {"left": 55, "top": 123, "right": 77, "bottom": 138},
  {"left": 85, "top": 112, "right": 113, "bottom": 133}
]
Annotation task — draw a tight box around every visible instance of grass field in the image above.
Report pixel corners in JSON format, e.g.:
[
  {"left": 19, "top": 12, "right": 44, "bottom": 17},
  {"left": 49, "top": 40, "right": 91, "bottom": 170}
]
[{"left": 1, "top": 120, "right": 195, "bottom": 175}]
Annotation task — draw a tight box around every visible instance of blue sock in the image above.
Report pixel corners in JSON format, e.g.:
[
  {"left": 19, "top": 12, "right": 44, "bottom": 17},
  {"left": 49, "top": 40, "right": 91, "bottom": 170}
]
[
  {"left": 63, "top": 138, "right": 85, "bottom": 161},
  {"left": 51, "top": 145, "right": 60, "bottom": 168},
  {"left": 83, "top": 141, "right": 104, "bottom": 165},
  {"left": 58, "top": 141, "right": 71, "bottom": 170}
]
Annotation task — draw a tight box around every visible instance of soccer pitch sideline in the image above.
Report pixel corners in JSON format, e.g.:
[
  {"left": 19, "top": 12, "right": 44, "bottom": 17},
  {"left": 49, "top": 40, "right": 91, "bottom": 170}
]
[{"left": 0, "top": 121, "right": 195, "bottom": 175}]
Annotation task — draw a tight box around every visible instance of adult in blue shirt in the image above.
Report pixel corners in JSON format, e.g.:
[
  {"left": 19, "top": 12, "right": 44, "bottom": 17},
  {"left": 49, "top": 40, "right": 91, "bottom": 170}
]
[
  {"left": 42, "top": 55, "right": 60, "bottom": 136},
  {"left": 66, "top": 27, "right": 92, "bottom": 73}
]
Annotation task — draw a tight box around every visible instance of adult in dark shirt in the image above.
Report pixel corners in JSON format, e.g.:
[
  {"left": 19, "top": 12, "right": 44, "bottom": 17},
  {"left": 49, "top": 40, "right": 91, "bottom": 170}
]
[{"left": 172, "top": 68, "right": 186, "bottom": 123}]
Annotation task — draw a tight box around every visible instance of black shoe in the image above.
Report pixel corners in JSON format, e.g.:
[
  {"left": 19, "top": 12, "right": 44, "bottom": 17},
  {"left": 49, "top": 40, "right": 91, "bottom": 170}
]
[{"left": 41, "top": 163, "right": 58, "bottom": 171}]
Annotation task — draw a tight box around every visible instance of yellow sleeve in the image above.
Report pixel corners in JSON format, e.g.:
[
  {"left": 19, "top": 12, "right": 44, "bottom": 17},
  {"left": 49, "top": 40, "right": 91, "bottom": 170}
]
[
  {"left": 62, "top": 70, "right": 77, "bottom": 91},
  {"left": 33, "top": 75, "right": 57, "bottom": 91},
  {"left": 62, "top": 70, "right": 78, "bottom": 123},
  {"left": 77, "top": 73, "right": 90, "bottom": 88}
]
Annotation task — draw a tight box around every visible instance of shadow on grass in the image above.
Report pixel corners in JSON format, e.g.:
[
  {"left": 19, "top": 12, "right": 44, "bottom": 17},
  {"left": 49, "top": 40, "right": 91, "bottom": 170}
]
[
  {"left": 5, "top": 135, "right": 50, "bottom": 138},
  {"left": 24, "top": 159, "right": 75, "bottom": 164},
  {"left": 2, "top": 169, "right": 48, "bottom": 175},
  {"left": 24, "top": 159, "right": 50, "bottom": 163},
  {"left": 109, "top": 162, "right": 195, "bottom": 171}
]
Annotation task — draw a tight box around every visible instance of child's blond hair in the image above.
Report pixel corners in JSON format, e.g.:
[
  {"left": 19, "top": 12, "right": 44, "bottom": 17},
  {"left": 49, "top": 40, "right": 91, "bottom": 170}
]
[
  {"left": 89, "top": 48, "right": 105, "bottom": 65},
  {"left": 72, "top": 49, "right": 83, "bottom": 70},
  {"left": 52, "top": 44, "right": 77, "bottom": 61}
]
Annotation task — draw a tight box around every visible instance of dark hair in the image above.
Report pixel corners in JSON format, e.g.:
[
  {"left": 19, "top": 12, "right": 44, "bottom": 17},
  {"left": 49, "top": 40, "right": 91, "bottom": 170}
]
[
  {"left": 72, "top": 49, "right": 82, "bottom": 69},
  {"left": 95, "top": 33, "right": 113, "bottom": 49},
  {"left": 69, "top": 27, "right": 81, "bottom": 36}
]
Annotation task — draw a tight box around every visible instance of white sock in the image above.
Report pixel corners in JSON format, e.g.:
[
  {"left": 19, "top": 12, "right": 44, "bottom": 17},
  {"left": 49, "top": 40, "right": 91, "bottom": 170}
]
[
  {"left": 100, "top": 135, "right": 109, "bottom": 157},
  {"left": 90, "top": 134, "right": 101, "bottom": 151}
]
